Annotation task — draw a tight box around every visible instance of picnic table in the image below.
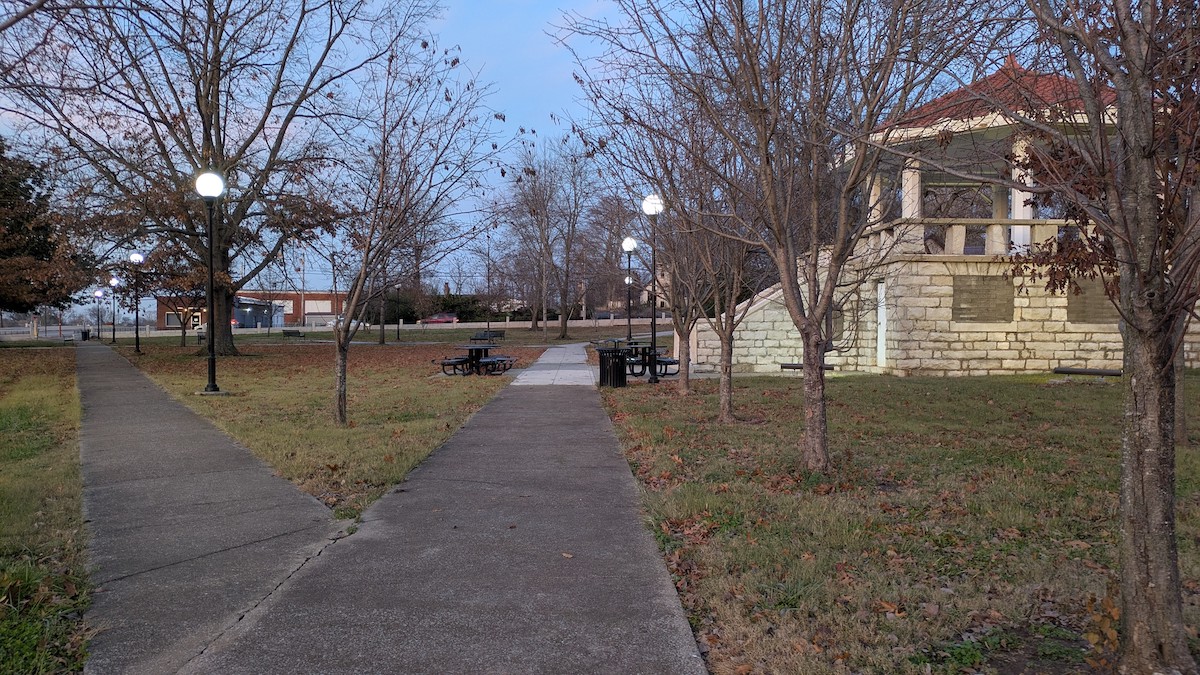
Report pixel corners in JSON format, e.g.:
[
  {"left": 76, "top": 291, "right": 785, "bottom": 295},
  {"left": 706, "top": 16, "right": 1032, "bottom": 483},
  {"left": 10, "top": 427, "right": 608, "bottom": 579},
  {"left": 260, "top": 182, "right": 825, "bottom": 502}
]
[
  {"left": 433, "top": 344, "right": 516, "bottom": 376},
  {"left": 622, "top": 340, "right": 679, "bottom": 377}
]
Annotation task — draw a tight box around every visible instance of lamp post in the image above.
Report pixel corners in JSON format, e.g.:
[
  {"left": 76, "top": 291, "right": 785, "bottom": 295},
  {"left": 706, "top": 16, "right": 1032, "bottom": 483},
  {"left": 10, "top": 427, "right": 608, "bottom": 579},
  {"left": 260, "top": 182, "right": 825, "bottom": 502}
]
[
  {"left": 109, "top": 276, "right": 118, "bottom": 343},
  {"left": 486, "top": 224, "right": 493, "bottom": 334},
  {"left": 93, "top": 290, "right": 103, "bottom": 340},
  {"left": 641, "top": 194, "right": 664, "bottom": 384},
  {"left": 395, "top": 285, "right": 403, "bottom": 339},
  {"left": 129, "top": 252, "right": 144, "bottom": 354},
  {"left": 621, "top": 236, "right": 637, "bottom": 342},
  {"left": 196, "top": 170, "right": 226, "bottom": 393}
]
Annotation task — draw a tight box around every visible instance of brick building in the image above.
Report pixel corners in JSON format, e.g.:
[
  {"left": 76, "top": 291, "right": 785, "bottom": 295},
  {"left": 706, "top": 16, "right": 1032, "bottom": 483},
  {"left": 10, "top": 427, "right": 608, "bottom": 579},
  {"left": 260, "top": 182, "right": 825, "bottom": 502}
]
[{"left": 155, "top": 290, "right": 348, "bottom": 330}]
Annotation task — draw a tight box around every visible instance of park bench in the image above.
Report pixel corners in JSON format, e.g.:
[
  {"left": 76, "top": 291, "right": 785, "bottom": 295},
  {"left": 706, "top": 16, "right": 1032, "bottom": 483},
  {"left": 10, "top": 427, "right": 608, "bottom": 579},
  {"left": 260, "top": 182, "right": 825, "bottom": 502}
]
[
  {"left": 655, "top": 356, "right": 680, "bottom": 376},
  {"left": 433, "top": 356, "right": 471, "bottom": 376},
  {"left": 780, "top": 363, "right": 835, "bottom": 372},
  {"left": 470, "top": 329, "right": 505, "bottom": 342},
  {"left": 624, "top": 344, "right": 666, "bottom": 377},
  {"left": 1052, "top": 366, "right": 1121, "bottom": 377},
  {"left": 477, "top": 355, "right": 517, "bottom": 375},
  {"left": 281, "top": 329, "right": 306, "bottom": 339}
]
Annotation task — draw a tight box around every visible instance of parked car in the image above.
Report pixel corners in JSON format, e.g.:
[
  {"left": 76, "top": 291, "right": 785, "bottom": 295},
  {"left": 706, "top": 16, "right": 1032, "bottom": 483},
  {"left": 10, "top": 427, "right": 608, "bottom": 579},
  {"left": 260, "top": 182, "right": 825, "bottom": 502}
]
[{"left": 421, "top": 312, "right": 458, "bottom": 324}]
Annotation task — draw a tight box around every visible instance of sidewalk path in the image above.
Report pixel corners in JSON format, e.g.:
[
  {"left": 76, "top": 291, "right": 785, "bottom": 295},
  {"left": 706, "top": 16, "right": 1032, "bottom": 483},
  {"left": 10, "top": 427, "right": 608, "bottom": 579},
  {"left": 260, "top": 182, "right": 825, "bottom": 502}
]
[
  {"left": 511, "top": 342, "right": 597, "bottom": 385},
  {"left": 75, "top": 343, "right": 341, "bottom": 673},
  {"left": 77, "top": 342, "right": 704, "bottom": 674}
]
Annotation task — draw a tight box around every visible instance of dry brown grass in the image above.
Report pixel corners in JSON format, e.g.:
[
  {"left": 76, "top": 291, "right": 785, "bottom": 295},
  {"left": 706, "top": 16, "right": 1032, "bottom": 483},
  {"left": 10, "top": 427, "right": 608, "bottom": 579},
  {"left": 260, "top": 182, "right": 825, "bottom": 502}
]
[
  {"left": 127, "top": 343, "right": 543, "bottom": 518},
  {"left": 604, "top": 373, "right": 1200, "bottom": 674}
]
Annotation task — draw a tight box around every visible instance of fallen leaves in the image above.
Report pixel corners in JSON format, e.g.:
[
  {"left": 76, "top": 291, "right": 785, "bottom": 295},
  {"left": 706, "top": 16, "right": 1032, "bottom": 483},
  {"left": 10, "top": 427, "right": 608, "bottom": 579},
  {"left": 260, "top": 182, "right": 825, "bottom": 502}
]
[
  {"left": 598, "top": 374, "right": 1169, "bottom": 673},
  {"left": 873, "top": 599, "right": 907, "bottom": 618}
]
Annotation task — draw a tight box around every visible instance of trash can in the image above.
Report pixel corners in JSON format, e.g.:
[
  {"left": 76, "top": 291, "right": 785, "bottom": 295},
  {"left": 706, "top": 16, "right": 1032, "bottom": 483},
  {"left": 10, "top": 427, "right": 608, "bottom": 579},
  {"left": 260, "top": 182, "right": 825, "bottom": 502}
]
[
  {"left": 80, "top": 329, "right": 90, "bottom": 341},
  {"left": 597, "top": 347, "right": 628, "bottom": 388}
]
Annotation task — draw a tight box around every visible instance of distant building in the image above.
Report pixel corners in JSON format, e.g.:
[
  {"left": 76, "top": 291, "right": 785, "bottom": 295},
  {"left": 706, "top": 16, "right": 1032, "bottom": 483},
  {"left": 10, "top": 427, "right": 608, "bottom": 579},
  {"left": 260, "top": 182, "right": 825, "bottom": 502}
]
[{"left": 154, "top": 290, "right": 348, "bottom": 330}]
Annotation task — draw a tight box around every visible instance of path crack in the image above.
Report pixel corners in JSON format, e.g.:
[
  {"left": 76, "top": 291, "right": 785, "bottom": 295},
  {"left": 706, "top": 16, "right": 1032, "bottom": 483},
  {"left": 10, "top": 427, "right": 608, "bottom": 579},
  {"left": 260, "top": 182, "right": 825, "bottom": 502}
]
[
  {"left": 95, "top": 520, "right": 336, "bottom": 585},
  {"left": 180, "top": 523, "right": 349, "bottom": 669}
]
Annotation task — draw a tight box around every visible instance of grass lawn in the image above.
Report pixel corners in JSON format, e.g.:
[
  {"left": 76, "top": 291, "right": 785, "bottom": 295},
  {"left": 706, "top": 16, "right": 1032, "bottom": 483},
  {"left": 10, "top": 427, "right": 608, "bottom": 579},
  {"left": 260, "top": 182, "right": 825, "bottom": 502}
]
[
  {"left": 0, "top": 347, "right": 90, "bottom": 673},
  {"left": 129, "top": 322, "right": 640, "bottom": 349},
  {"left": 27, "top": 329, "right": 1189, "bottom": 673},
  {"left": 123, "top": 342, "right": 545, "bottom": 518},
  {"left": 603, "top": 373, "right": 1200, "bottom": 674}
]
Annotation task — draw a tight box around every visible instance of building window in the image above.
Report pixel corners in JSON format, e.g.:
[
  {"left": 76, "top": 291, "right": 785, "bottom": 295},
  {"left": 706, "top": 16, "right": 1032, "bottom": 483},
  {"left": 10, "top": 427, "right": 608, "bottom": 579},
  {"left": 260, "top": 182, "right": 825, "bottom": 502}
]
[
  {"left": 1067, "top": 278, "right": 1119, "bottom": 324},
  {"left": 952, "top": 276, "right": 1014, "bottom": 322}
]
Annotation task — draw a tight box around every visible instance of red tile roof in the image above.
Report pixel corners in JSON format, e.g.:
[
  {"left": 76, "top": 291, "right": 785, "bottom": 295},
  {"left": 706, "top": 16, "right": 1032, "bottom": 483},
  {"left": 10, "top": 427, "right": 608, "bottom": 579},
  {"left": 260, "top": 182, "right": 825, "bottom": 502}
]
[{"left": 892, "top": 55, "right": 1115, "bottom": 130}]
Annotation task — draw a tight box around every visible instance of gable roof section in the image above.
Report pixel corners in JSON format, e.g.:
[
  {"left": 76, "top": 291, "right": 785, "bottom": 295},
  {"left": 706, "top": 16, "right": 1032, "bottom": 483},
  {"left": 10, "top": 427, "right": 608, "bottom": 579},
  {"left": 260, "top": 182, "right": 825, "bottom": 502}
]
[{"left": 893, "top": 56, "right": 1114, "bottom": 130}]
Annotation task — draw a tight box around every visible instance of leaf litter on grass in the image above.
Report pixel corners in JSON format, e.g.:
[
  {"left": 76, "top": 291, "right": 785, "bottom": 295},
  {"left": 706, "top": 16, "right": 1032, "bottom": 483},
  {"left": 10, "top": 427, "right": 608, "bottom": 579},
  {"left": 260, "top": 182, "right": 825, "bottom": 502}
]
[{"left": 602, "top": 374, "right": 1200, "bottom": 674}]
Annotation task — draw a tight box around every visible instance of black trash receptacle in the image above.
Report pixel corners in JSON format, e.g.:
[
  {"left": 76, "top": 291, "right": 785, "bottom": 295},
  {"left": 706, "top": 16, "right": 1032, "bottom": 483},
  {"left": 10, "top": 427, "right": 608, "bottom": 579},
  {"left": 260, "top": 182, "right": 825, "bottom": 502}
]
[
  {"left": 80, "top": 329, "right": 90, "bottom": 341},
  {"left": 596, "top": 347, "right": 628, "bottom": 388}
]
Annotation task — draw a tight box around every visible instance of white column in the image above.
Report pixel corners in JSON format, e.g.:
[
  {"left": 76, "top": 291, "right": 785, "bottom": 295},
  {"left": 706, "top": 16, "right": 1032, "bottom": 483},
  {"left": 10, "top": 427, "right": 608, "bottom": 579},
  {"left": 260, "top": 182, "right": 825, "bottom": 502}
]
[
  {"left": 986, "top": 184, "right": 1009, "bottom": 254},
  {"left": 945, "top": 225, "right": 967, "bottom": 255},
  {"left": 875, "top": 281, "right": 887, "bottom": 368},
  {"left": 1010, "top": 140, "right": 1034, "bottom": 249},
  {"left": 992, "top": 184, "right": 1009, "bottom": 219},
  {"left": 901, "top": 160, "right": 922, "bottom": 219},
  {"left": 868, "top": 174, "right": 885, "bottom": 223}
]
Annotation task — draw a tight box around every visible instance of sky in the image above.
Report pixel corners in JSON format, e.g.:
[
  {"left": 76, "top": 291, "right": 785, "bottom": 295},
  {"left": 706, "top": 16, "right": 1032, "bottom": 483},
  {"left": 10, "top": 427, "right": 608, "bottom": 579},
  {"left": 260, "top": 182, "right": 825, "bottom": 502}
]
[
  {"left": 88, "top": 2, "right": 619, "bottom": 312},
  {"left": 226, "top": 2, "right": 607, "bottom": 299},
  {"left": 431, "top": 1, "right": 610, "bottom": 140}
]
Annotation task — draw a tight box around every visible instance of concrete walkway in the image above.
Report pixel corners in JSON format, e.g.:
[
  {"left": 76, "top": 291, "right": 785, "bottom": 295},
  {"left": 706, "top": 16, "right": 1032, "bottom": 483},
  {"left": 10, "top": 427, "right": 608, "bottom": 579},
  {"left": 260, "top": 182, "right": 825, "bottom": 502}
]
[
  {"left": 76, "top": 341, "right": 703, "bottom": 674},
  {"left": 512, "top": 342, "right": 597, "bottom": 386}
]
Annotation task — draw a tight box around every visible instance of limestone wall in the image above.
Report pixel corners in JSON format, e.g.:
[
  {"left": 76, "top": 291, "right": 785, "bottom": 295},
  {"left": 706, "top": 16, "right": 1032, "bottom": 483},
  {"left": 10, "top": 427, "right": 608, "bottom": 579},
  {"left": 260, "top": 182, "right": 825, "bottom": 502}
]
[{"left": 694, "top": 255, "right": 1200, "bottom": 376}]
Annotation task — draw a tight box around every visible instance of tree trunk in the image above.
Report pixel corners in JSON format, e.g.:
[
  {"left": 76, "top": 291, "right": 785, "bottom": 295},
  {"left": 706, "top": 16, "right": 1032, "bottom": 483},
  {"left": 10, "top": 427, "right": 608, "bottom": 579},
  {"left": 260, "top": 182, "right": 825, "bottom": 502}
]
[
  {"left": 334, "top": 336, "right": 349, "bottom": 426},
  {"left": 676, "top": 325, "right": 692, "bottom": 395},
  {"left": 378, "top": 293, "right": 386, "bottom": 345},
  {"left": 213, "top": 288, "right": 239, "bottom": 356},
  {"left": 1117, "top": 311, "right": 1196, "bottom": 674},
  {"left": 801, "top": 329, "right": 830, "bottom": 473},
  {"left": 1174, "top": 345, "right": 1187, "bottom": 445},
  {"left": 718, "top": 332, "right": 735, "bottom": 423},
  {"left": 558, "top": 288, "right": 570, "bottom": 339}
]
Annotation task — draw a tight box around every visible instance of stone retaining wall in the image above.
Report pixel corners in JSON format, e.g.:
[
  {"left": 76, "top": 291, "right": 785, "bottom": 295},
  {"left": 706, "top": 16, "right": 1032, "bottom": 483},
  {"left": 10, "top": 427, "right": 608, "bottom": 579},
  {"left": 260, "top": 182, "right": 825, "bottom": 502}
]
[{"left": 694, "top": 256, "right": 1200, "bottom": 376}]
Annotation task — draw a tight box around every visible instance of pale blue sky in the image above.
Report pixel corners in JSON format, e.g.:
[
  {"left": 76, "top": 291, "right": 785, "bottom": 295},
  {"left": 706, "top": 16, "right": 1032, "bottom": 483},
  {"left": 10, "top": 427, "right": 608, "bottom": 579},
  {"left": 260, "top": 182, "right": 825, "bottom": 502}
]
[{"left": 432, "top": 1, "right": 610, "bottom": 136}]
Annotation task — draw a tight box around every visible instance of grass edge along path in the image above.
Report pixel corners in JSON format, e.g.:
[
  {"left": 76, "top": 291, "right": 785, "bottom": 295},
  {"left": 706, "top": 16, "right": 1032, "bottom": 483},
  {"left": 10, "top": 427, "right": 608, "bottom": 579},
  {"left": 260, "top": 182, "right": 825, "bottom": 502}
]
[
  {"left": 603, "top": 373, "right": 1200, "bottom": 675},
  {"left": 0, "top": 347, "right": 91, "bottom": 673},
  {"left": 123, "top": 342, "right": 545, "bottom": 519}
]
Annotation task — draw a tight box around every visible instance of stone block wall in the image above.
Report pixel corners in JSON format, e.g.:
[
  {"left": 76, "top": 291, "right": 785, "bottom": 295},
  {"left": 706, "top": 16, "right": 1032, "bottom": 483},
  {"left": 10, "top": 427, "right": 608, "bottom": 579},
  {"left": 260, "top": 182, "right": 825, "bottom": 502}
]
[{"left": 694, "top": 256, "right": 1200, "bottom": 376}]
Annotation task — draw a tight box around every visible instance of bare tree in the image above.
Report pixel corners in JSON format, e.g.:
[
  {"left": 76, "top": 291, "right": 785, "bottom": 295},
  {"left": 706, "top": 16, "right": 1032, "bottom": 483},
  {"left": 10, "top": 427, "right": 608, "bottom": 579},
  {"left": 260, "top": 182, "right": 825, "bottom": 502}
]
[
  {"left": 328, "top": 36, "right": 502, "bottom": 425},
  {"left": 600, "top": 83, "right": 775, "bottom": 405},
  {"left": 979, "top": 3, "right": 1199, "bottom": 670},
  {"left": 570, "top": 0, "right": 985, "bottom": 471},
  {"left": 0, "top": 0, "right": 49, "bottom": 33},
  {"left": 500, "top": 140, "right": 595, "bottom": 339},
  {"left": 579, "top": 194, "right": 639, "bottom": 322},
  {"left": 247, "top": 258, "right": 295, "bottom": 335},
  {"left": 137, "top": 246, "right": 208, "bottom": 346},
  {"left": 0, "top": 0, "right": 429, "bottom": 356}
]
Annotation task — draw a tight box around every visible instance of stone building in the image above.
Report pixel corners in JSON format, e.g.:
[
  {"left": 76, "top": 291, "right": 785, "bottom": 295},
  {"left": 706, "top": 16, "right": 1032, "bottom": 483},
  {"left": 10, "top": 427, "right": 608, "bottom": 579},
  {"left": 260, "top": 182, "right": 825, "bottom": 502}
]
[{"left": 691, "top": 59, "right": 1199, "bottom": 376}]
